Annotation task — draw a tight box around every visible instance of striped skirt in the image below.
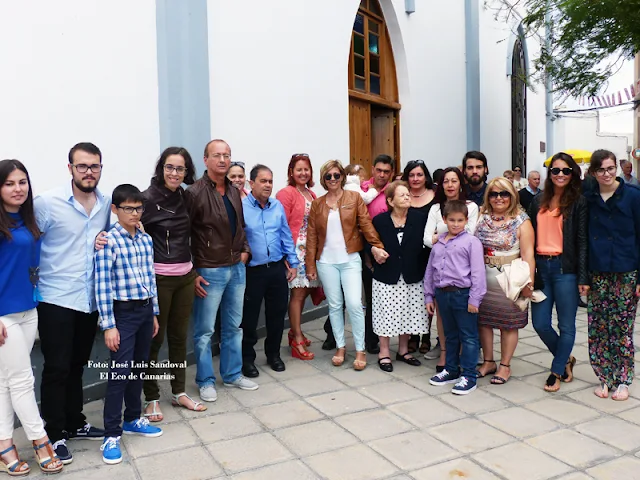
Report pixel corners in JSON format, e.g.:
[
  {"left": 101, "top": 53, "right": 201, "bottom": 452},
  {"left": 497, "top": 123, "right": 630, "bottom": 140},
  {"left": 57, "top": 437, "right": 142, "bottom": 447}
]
[{"left": 478, "top": 264, "right": 528, "bottom": 329}]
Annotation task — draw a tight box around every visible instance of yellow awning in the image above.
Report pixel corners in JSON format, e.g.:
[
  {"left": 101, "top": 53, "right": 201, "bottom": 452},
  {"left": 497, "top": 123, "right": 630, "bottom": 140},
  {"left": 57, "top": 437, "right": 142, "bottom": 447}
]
[{"left": 544, "top": 149, "right": 593, "bottom": 167}]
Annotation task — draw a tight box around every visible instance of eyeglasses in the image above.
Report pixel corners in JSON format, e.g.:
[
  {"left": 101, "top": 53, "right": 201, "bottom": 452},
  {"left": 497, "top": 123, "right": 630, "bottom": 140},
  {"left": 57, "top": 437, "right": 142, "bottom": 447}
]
[
  {"left": 71, "top": 163, "right": 102, "bottom": 173},
  {"left": 324, "top": 173, "right": 342, "bottom": 181},
  {"left": 210, "top": 153, "right": 231, "bottom": 160},
  {"left": 488, "top": 191, "right": 511, "bottom": 199},
  {"left": 230, "top": 161, "right": 245, "bottom": 168},
  {"left": 164, "top": 164, "right": 187, "bottom": 175},
  {"left": 550, "top": 167, "right": 573, "bottom": 176},
  {"left": 117, "top": 205, "right": 145, "bottom": 214},
  {"left": 292, "top": 153, "right": 309, "bottom": 158},
  {"left": 595, "top": 166, "right": 617, "bottom": 177}
]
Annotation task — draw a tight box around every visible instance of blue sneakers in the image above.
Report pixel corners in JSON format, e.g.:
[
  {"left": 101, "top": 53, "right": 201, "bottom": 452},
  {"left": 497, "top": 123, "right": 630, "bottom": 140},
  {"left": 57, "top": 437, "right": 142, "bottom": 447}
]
[
  {"left": 100, "top": 436, "right": 122, "bottom": 465},
  {"left": 123, "top": 418, "right": 163, "bottom": 437},
  {"left": 451, "top": 376, "right": 477, "bottom": 395},
  {"left": 429, "top": 369, "right": 460, "bottom": 386}
]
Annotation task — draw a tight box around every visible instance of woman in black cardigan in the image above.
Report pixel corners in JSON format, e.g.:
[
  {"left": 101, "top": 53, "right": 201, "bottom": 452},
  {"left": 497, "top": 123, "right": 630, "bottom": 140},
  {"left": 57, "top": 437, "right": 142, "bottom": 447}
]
[{"left": 371, "top": 181, "right": 430, "bottom": 372}]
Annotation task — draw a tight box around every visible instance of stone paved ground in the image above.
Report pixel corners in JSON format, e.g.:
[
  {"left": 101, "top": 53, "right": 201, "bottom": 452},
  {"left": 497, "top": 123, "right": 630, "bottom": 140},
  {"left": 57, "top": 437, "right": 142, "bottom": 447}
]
[{"left": 16, "top": 309, "right": 640, "bottom": 479}]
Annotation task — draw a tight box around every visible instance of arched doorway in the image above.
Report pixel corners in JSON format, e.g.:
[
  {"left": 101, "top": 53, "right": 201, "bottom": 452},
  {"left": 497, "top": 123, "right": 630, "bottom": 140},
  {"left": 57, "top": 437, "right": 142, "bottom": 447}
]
[
  {"left": 511, "top": 35, "right": 527, "bottom": 174},
  {"left": 348, "top": 0, "right": 400, "bottom": 173}
]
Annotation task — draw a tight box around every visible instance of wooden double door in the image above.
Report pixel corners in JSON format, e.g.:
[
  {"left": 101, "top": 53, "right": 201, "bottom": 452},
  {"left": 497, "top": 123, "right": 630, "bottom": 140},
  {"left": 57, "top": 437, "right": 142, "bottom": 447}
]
[{"left": 349, "top": 98, "right": 398, "bottom": 174}]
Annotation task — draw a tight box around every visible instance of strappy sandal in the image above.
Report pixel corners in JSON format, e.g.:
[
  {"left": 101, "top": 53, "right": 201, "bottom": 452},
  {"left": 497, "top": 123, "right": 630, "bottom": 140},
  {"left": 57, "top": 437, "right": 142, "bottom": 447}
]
[
  {"left": 353, "top": 351, "right": 367, "bottom": 371},
  {"left": 32, "top": 440, "right": 63, "bottom": 474},
  {"left": 288, "top": 329, "right": 311, "bottom": 347},
  {"left": 563, "top": 356, "right": 576, "bottom": 383},
  {"left": 544, "top": 373, "right": 561, "bottom": 392},
  {"left": 407, "top": 337, "right": 419, "bottom": 354},
  {"left": 0, "top": 445, "right": 30, "bottom": 477},
  {"left": 594, "top": 382, "right": 609, "bottom": 399},
  {"left": 612, "top": 384, "right": 630, "bottom": 401},
  {"left": 332, "top": 347, "right": 346, "bottom": 367},
  {"left": 476, "top": 359, "right": 497, "bottom": 378},
  {"left": 291, "top": 339, "right": 315, "bottom": 360},
  {"left": 144, "top": 400, "right": 164, "bottom": 422},
  {"left": 172, "top": 393, "right": 208, "bottom": 412},
  {"left": 419, "top": 334, "right": 431, "bottom": 354},
  {"left": 490, "top": 363, "right": 511, "bottom": 385}
]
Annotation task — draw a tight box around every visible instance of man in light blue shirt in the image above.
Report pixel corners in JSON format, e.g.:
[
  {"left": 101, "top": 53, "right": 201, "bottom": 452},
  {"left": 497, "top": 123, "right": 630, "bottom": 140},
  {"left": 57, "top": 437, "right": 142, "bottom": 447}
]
[
  {"left": 241, "top": 164, "right": 298, "bottom": 376},
  {"left": 621, "top": 160, "right": 640, "bottom": 186},
  {"left": 34, "top": 142, "right": 111, "bottom": 463}
]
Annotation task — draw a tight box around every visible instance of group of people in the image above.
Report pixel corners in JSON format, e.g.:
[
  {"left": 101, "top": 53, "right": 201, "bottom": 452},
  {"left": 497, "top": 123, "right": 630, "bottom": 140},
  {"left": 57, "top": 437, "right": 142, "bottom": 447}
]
[{"left": 1, "top": 141, "right": 639, "bottom": 474}]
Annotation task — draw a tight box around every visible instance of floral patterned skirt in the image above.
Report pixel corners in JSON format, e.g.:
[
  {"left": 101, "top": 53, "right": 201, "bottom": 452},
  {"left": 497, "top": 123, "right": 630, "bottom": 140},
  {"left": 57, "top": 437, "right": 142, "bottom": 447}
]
[
  {"left": 289, "top": 236, "right": 320, "bottom": 289},
  {"left": 588, "top": 271, "right": 639, "bottom": 387}
]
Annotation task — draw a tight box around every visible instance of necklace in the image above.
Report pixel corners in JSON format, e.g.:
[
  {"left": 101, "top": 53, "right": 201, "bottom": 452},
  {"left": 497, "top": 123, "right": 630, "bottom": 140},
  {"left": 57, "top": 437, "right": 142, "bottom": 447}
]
[
  {"left": 411, "top": 189, "right": 427, "bottom": 198},
  {"left": 490, "top": 214, "right": 506, "bottom": 222},
  {"left": 325, "top": 192, "right": 343, "bottom": 210},
  {"left": 391, "top": 214, "right": 407, "bottom": 228}
]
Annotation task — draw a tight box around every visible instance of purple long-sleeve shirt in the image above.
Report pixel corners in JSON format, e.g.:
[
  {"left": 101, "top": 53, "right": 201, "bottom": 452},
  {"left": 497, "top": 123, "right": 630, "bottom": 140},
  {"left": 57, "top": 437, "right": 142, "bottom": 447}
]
[{"left": 424, "top": 231, "right": 487, "bottom": 307}]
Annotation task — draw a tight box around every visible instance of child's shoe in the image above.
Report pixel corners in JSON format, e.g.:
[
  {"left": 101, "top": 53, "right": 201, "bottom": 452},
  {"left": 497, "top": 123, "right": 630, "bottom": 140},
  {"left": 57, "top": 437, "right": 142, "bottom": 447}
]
[
  {"left": 451, "top": 376, "right": 477, "bottom": 395},
  {"left": 429, "top": 369, "right": 460, "bottom": 386},
  {"left": 100, "top": 436, "right": 122, "bottom": 465},
  {"left": 123, "top": 418, "right": 163, "bottom": 437}
]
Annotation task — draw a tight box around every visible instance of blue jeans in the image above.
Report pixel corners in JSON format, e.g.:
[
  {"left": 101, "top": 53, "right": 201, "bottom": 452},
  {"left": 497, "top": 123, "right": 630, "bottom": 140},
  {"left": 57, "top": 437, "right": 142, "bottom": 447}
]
[
  {"left": 435, "top": 287, "right": 479, "bottom": 381},
  {"left": 192, "top": 263, "right": 245, "bottom": 386},
  {"left": 531, "top": 256, "right": 577, "bottom": 376},
  {"left": 316, "top": 256, "right": 365, "bottom": 351}
]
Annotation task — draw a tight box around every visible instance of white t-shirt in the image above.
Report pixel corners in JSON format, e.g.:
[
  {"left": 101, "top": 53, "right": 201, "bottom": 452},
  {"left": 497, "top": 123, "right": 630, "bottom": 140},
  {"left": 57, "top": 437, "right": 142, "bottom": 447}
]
[
  {"left": 319, "top": 209, "right": 359, "bottom": 264},
  {"left": 423, "top": 201, "right": 479, "bottom": 248}
]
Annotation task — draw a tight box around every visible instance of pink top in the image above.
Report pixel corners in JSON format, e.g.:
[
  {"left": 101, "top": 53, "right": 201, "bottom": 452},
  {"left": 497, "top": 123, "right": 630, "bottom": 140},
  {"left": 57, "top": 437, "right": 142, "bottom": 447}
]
[
  {"left": 276, "top": 185, "right": 317, "bottom": 242},
  {"left": 154, "top": 261, "right": 193, "bottom": 276},
  {"left": 361, "top": 178, "right": 389, "bottom": 219}
]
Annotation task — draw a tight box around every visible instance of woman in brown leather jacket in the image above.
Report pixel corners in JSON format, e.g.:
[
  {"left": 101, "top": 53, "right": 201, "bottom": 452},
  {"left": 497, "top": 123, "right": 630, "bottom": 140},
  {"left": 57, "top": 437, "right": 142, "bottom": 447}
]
[{"left": 306, "top": 160, "right": 387, "bottom": 370}]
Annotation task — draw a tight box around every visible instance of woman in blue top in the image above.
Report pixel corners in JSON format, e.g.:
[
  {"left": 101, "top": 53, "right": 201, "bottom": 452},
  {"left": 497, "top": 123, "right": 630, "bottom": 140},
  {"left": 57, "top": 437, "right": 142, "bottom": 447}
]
[
  {"left": 584, "top": 150, "right": 640, "bottom": 401},
  {"left": 0, "top": 159, "right": 63, "bottom": 475}
]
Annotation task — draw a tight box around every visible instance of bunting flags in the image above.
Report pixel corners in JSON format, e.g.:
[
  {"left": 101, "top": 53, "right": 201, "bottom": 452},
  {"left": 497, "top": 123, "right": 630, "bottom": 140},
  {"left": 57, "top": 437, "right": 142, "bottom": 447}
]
[{"left": 574, "top": 81, "right": 639, "bottom": 109}]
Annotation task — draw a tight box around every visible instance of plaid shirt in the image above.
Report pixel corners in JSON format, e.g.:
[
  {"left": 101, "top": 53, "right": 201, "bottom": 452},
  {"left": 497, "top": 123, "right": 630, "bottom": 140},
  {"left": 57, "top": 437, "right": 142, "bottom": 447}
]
[{"left": 95, "top": 222, "right": 159, "bottom": 330}]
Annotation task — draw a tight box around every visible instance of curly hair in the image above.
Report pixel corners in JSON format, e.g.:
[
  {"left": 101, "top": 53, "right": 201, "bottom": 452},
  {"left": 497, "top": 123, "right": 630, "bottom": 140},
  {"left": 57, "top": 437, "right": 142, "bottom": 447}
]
[{"left": 540, "top": 152, "right": 582, "bottom": 216}]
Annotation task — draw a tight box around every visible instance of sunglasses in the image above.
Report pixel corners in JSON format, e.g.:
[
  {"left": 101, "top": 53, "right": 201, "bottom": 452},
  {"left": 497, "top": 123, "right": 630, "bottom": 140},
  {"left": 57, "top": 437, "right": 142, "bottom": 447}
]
[
  {"left": 407, "top": 159, "right": 425, "bottom": 166},
  {"left": 550, "top": 167, "right": 573, "bottom": 176},
  {"left": 488, "top": 191, "right": 511, "bottom": 199},
  {"left": 324, "top": 173, "right": 342, "bottom": 181},
  {"left": 292, "top": 153, "right": 309, "bottom": 158},
  {"left": 230, "top": 161, "right": 245, "bottom": 168},
  {"left": 513, "top": 168, "right": 521, "bottom": 172}
]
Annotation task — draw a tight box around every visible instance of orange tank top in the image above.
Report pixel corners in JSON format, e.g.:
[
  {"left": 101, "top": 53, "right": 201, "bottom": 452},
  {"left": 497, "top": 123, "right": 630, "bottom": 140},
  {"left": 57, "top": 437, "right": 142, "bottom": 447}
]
[{"left": 536, "top": 209, "right": 563, "bottom": 255}]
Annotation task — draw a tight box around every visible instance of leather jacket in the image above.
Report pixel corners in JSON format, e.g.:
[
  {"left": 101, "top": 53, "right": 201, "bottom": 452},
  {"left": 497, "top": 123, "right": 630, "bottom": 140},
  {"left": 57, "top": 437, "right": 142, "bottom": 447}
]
[
  {"left": 306, "top": 190, "right": 383, "bottom": 276},
  {"left": 184, "top": 173, "right": 250, "bottom": 268},
  {"left": 528, "top": 195, "right": 588, "bottom": 285},
  {"left": 141, "top": 183, "right": 192, "bottom": 264}
]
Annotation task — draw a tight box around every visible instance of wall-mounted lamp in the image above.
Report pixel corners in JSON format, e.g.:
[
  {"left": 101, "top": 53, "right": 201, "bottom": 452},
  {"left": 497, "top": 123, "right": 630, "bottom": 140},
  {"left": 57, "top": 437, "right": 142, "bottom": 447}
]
[{"left": 405, "top": 0, "right": 415, "bottom": 14}]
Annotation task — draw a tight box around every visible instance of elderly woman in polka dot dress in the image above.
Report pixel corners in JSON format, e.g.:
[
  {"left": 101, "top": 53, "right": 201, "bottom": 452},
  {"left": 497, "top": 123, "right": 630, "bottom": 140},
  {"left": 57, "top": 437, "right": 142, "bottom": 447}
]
[{"left": 371, "top": 181, "right": 430, "bottom": 372}]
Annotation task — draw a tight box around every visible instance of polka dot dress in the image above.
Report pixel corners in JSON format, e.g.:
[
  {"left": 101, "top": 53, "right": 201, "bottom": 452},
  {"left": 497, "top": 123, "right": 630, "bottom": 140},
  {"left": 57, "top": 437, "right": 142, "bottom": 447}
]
[{"left": 372, "top": 274, "right": 428, "bottom": 337}]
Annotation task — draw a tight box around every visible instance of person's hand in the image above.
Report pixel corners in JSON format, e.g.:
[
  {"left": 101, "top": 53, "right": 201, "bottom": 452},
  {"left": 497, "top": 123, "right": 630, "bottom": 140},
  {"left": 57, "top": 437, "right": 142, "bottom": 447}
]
[
  {"left": 520, "top": 285, "right": 533, "bottom": 298},
  {"left": 95, "top": 231, "right": 107, "bottom": 251},
  {"left": 0, "top": 320, "right": 7, "bottom": 347},
  {"left": 426, "top": 302, "right": 435, "bottom": 316},
  {"left": 578, "top": 285, "right": 590, "bottom": 297},
  {"left": 286, "top": 266, "right": 297, "bottom": 282},
  {"left": 195, "top": 275, "right": 209, "bottom": 298},
  {"left": 371, "top": 246, "right": 389, "bottom": 264},
  {"left": 636, "top": 285, "right": 640, "bottom": 297},
  {"left": 240, "top": 252, "right": 250, "bottom": 265},
  {"left": 308, "top": 272, "right": 318, "bottom": 281},
  {"left": 432, "top": 234, "right": 438, "bottom": 245},
  {"left": 105, "top": 328, "right": 120, "bottom": 352},
  {"left": 137, "top": 221, "right": 146, "bottom": 233},
  {"left": 152, "top": 316, "right": 159, "bottom": 338},
  {"left": 468, "top": 304, "right": 478, "bottom": 313}
]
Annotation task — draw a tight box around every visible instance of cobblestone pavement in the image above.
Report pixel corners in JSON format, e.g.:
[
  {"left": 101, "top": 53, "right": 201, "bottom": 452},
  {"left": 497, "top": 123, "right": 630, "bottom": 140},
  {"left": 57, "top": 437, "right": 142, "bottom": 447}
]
[{"left": 16, "top": 309, "right": 640, "bottom": 479}]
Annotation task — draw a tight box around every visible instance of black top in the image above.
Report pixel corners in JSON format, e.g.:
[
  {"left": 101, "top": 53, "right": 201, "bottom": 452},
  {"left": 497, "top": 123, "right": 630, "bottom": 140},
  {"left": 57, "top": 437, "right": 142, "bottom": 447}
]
[
  {"left": 222, "top": 193, "right": 237, "bottom": 240},
  {"left": 371, "top": 210, "right": 429, "bottom": 285},
  {"left": 409, "top": 198, "right": 436, "bottom": 217}
]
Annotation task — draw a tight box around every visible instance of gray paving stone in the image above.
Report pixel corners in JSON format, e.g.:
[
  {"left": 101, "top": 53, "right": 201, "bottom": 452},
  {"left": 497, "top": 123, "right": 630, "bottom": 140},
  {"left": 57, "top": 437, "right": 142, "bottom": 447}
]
[
  {"left": 335, "top": 408, "right": 413, "bottom": 441},
  {"left": 189, "top": 411, "right": 263, "bottom": 443},
  {"left": 229, "top": 460, "right": 319, "bottom": 480},
  {"left": 524, "top": 398, "right": 600, "bottom": 425},
  {"left": 123, "top": 421, "right": 199, "bottom": 458},
  {"left": 567, "top": 387, "right": 640, "bottom": 413},
  {"left": 229, "top": 381, "right": 296, "bottom": 408},
  {"left": 368, "top": 430, "right": 459, "bottom": 470},
  {"left": 586, "top": 456, "right": 640, "bottom": 479},
  {"left": 388, "top": 397, "right": 466, "bottom": 428},
  {"left": 575, "top": 416, "right": 640, "bottom": 452},
  {"left": 252, "top": 399, "right": 324, "bottom": 429},
  {"left": 437, "top": 388, "right": 510, "bottom": 414},
  {"left": 428, "top": 418, "right": 514, "bottom": 453},
  {"left": 484, "top": 378, "right": 550, "bottom": 404},
  {"left": 306, "top": 389, "right": 379, "bottom": 417},
  {"left": 526, "top": 429, "right": 620, "bottom": 468},
  {"left": 357, "top": 380, "right": 425, "bottom": 405},
  {"left": 282, "top": 374, "right": 348, "bottom": 396},
  {"left": 331, "top": 366, "right": 393, "bottom": 386},
  {"left": 207, "top": 432, "right": 293, "bottom": 474},
  {"left": 479, "top": 406, "right": 558, "bottom": 439},
  {"left": 520, "top": 372, "right": 592, "bottom": 394},
  {"left": 411, "top": 458, "right": 500, "bottom": 479},
  {"left": 274, "top": 419, "right": 359, "bottom": 456},
  {"left": 304, "top": 443, "right": 398, "bottom": 480},
  {"left": 134, "top": 445, "right": 223, "bottom": 479}
]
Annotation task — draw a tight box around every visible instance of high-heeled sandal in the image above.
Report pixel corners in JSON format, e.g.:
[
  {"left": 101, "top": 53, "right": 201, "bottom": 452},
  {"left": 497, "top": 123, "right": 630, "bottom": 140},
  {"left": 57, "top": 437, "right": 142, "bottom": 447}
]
[
  {"left": 563, "top": 356, "right": 576, "bottom": 383},
  {"left": 353, "top": 351, "right": 367, "bottom": 371},
  {"left": 291, "top": 340, "right": 315, "bottom": 360},
  {"left": 594, "top": 382, "right": 609, "bottom": 399},
  {"left": 332, "top": 347, "right": 346, "bottom": 366},
  {"left": 288, "top": 329, "right": 311, "bottom": 347},
  {"left": 32, "top": 440, "right": 63, "bottom": 474},
  {"left": 0, "top": 445, "right": 30, "bottom": 477}
]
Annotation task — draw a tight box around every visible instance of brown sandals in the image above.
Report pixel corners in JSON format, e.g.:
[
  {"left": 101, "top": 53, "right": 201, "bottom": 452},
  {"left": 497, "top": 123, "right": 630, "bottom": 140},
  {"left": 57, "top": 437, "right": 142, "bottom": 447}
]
[
  {"left": 0, "top": 445, "right": 30, "bottom": 477},
  {"left": 32, "top": 440, "right": 63, "bottom": 474}
]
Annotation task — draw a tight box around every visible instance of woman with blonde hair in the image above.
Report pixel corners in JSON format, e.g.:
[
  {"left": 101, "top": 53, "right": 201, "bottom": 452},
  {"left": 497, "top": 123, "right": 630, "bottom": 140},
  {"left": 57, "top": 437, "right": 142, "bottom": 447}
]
[
  {"left": 475, "top": 177, "right": 535, "bottom": 384},
  {"left": 306, "top": 160, "right": 387, "bottom": 370}
]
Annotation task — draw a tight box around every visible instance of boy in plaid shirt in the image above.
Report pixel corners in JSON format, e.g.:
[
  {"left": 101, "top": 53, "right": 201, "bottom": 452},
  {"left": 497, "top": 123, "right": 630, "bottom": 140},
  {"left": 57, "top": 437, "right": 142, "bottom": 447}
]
[{"left": 95, "top": 184, "right": 161, "bottom": 464}]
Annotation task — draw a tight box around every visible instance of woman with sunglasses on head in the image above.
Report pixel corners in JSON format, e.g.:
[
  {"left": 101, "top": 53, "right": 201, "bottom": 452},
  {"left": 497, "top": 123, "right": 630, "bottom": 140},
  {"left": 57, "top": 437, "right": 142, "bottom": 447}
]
[
  {"left": 512, "top": 166, "right": 527, "bottom": 190},
  {"left": 276, "top": 154, "right": 318, "bottom": 360},
  {"left": 475, "top": 178, "right": 535, "bottom": 384},
  {"left": 0, "top": 159, "right": 64, "bottom": 475},
  {"left": 227, "top": 161, "right": 249, "bottom": 199},
  {"left": 306, "top": 160, "right": 387, "bottom": 370},
  {"left": 528, "top": 153, "right": 587, "bottom": 392},
  {"left": 139, "top": 147, "right": 207, "bottom": 421},
  {"left": 423, "top": 167, "right": 478, "bottom": 370},
  {"left": 402, "top": 160, "right": 436, "bottom": 354},
  {"left": 584, "top": 150, "right": 640, "bottom": 401}
]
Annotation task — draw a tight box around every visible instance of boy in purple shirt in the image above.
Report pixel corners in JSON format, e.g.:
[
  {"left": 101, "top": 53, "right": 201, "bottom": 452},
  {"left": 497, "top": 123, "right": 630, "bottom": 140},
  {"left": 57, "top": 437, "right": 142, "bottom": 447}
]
[{"left": 424, "top": 200, "right": 486, "bottom": 394}]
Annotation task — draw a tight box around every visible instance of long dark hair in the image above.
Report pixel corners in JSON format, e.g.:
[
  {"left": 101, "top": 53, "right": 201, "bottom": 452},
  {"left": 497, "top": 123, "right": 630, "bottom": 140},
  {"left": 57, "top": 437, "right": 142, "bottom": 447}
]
[
  {"left": 0, "top": 159, "right": 40, "bottom": 241},
  {"left": 540, "top": 152, "right": 582, "bottom": 216},
  {"left": 401, "top": 160, "right": 433, "bottom": 189},
  {"left": 434, "top": 167, "right": 466, "bottom": 212},
  {"left": 152, "top": 147, "right": 196, "bottom": 186}
]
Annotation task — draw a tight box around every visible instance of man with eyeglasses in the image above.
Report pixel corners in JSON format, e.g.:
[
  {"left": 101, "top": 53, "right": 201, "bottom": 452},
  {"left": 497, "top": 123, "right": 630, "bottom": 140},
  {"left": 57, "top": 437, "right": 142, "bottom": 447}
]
[
  {"left": 462, "top": 151, "right": 489, "bottom": 206},
  {"left": 34, "top": 142, "right": 111, "bottom": 463},
  {"left": 185, "top": 139, "right": 257, "bottom": 403}
]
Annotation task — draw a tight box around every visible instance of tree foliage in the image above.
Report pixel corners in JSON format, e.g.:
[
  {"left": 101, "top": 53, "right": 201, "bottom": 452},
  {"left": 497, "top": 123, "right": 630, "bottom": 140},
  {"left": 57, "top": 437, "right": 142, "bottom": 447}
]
[{"left": 495, "top": 0, "right": 640, "bottom": 97}]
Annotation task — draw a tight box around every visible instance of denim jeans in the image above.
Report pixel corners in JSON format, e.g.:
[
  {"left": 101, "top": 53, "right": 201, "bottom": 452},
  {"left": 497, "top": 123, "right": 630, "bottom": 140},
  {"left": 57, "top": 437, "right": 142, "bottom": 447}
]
[
  {"left": 435, "top": 287, "right": 479, "bottom": 381},
  {"left": 192, "top": 263, "right": 245, "bottom": 386},
  {"left": 531, "top": 256, "right": 577, "bottom": 376},
  {"left": 316, "top": 256, "right": 365, "bottom": 351}
]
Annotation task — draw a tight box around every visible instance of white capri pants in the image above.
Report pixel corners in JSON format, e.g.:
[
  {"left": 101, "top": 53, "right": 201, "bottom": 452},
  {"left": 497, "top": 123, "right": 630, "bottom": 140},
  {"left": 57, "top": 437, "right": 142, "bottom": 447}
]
[{"left": 0, "top": 308, "right": 46, "bottom": 440}]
